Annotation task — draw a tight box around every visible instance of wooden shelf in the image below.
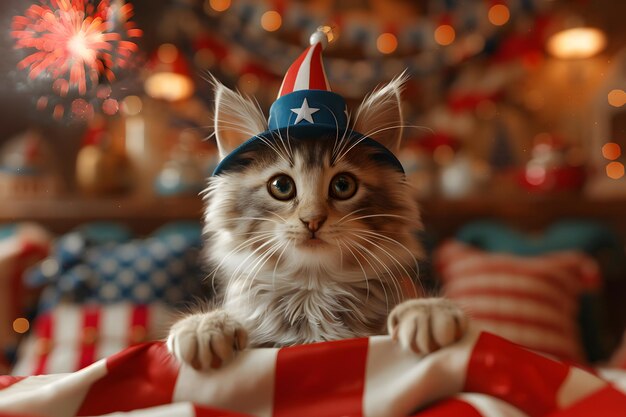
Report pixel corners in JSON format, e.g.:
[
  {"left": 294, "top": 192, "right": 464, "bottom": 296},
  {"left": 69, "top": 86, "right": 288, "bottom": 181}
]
[
  {"left": 0, "top": 195, "right": 204, "bottom": 235},
  {"left": 419, "top": 194, "right": 626, "bottom": 237},
  {"left": 1, "top": 193, "right": 626, "bottom": 237}
]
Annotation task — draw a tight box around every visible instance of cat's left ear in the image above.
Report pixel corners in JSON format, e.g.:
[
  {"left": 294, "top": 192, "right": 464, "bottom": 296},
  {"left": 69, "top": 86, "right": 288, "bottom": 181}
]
[
  {"left": 212, "top": 76, "right": 267, "bottom": 160},
  {"left": 353, "top": 71, "right": 408, "bottom": 155}
]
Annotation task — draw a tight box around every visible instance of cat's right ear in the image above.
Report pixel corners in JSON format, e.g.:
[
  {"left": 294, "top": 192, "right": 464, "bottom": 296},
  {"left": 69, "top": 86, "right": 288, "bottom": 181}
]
[{"left": 212, "top": 76, "right": 267, "bottom": 160}]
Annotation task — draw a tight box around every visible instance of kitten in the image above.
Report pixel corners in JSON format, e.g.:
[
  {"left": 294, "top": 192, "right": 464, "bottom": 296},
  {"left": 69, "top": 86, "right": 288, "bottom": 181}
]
[{"left": 167, "top": 75, "right": 467, "bottom": 370}]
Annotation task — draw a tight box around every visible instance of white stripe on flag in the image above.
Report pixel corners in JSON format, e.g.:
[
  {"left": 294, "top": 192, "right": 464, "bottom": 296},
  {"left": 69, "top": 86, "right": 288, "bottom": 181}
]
[
  {"left": 149, "top": 303, "right": 175, "bottom": 340},
  {"left": 173, "top": 347, "right": 279, "bottom": 417},
  {"left": 597, "top": 368, "right": 626, "bottom": 395},
  {"left": 98, "top": 304, "right": 131, "bottom": 359},
  {"left": 47, "top": 304, "right": 82, "bottom": 374},
  {"left": 0, "top": 358, "right": 108, "bottom": 417},
  {"left": 98, "top": 402, "right": 196, "bottom": 417},
  {"left": 458, "top": 393, "right": 529, "bottom": 417},
  {"left": 292, "top": 46, "right": 315, "bottom": 92},
  {"left": 11, "top": 335, "right": 38, "bottom": 375},
  {"left": 363, "top": 328, "right": 479, "bottom": 417},
  {"left": 556, "top": 366, "right": 606, "bottom": 408}
]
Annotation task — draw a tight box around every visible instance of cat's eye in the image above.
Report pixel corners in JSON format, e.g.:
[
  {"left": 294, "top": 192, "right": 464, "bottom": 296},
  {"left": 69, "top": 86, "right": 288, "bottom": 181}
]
[
  {"left": 330, "top": 173, "right": 358, "bottom": 200},
  {"left": 268, "top": 174, "right": 297, "bottom": 201}
]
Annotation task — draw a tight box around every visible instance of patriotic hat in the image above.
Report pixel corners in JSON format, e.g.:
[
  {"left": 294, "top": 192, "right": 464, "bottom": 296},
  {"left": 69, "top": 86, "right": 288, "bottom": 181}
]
[{"left": 213, "top": 28, "right": 404, "bottom": 176}]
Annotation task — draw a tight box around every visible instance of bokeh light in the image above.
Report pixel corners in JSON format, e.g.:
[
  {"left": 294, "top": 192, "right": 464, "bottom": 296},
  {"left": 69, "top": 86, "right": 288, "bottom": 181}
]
[
  {"left": 208, "top": 0, "right": 231, "bottom": 12},
  {"left": 606, "top": 162, "right": 625, "bottom": 179},
  {"left": 608, "top": 89, "right": 626, "bottom": 107},
  {"left": 122, "top": 95, "right": 143, "bottom": 116},
  {"left": 102, "top": 98, "right": 119, "bottom": 115},
  {"left": 526, "top": 165, "right": 546, "bottom": 186},
  {"left": 261, "top": 11, "right": 282, "bottom": 32},
  {"left": 546, "top": 27, "right": 607, "bottom": 59},
  {"left": 434, "top": 24, "right": 455, "bottom": 46},
  {"left": 433, "top": 145, "right": 455, "bottom": 165},
  {"left": 377, "top": 33, "right": 398, "bottom": 54},
  {"left": 602, "top": 143, "right": 622, "bottom": 160},
  {"left": 157, "top": 43, "right": 179, "bottom": 64},
  {"left": 488, "top": 4, "right": 510, "bottom": 26},
  {"left": 13, "top": 318, "right": 30, "bottom": 334}
]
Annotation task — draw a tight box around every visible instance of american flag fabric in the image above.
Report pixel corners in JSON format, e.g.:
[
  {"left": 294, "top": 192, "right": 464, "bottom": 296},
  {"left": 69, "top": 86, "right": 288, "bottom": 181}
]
[
  {"left": 26, "top": 229, "right": 206, "bottom": 311},
  {"left": 437, "top": 240, "right": 599, "bottom": 362},
  {"left": 11, "top": 302, "right": 172, "bottom": 376},
  {"left": 1, "top": 328, "right": 626, "bottom": 417},
  {"left": 0, "top": 223, "right": 51, "bottom": 367}
]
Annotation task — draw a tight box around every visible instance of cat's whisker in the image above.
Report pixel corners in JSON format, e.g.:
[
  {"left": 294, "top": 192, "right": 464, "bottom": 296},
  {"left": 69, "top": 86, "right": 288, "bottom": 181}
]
[
  {"left": 350, "top": 237, "right": 404, "bottom": 307},
  {"left": 271, "top": 130, "right": 293, "bottom": 166},
  {"left": 272, "top": 239, "right": 292, "bottom": 290},
  {"left": 351, "top": 229, "right": 422, "bottom": 296},
  {"left": 331, "top": 126, "right": 357, "bottom": 166},
  {"left": 256, "top": 135, "right": 292, "bottom": 166},
  {"left": 263, "top": 210, "right": 287, "bottom": 223},
  {"left": 340, "top": 213, "right": 407, "bottom": 223},
  {"left": 348, "top": 240, "right": 392, "bottom": 314},
  {"left": 359, "top": 124, "right": 433, "bottom": 145},
  {"left": 242, "top": 240, "right": 285, "bottom": 305},
  {"left": 208, "top": 233, "right": 275, "bottom": 291},
  {"left": 227, "top": 237, "right": 279, "bottom": 297},
  {"left": 228, "top": 216, "right": 282, "bottom": 224},
  {"left": 350, "top": 233, "right": 412, "bottom": 303},
  {"left": 353, "top": 230, "right": 421, "bottom": 285},
  {"left": 335, "top": 208, "right": 368, "bottom": 225},
  {"left": 334, "top": 237, "right": 370, "bottom": 301}
]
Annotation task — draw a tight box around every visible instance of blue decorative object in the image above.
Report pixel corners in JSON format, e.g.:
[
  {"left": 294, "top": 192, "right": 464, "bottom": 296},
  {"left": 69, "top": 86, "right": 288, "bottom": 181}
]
[
  {"left": 212, "top": 28, "right": 404, "bottom": 177},
  {"left": 26, "top": 222, "right": 207, "bottom": 313}
]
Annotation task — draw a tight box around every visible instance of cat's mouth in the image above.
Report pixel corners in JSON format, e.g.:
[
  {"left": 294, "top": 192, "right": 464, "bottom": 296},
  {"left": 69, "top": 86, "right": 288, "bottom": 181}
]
[{"left": 298, "top": 234, "right": 328, "bottom": 249}]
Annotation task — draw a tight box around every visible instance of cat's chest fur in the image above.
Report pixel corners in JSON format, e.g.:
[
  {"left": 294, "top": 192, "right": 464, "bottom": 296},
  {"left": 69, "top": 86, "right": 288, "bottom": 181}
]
[{"left": 222, "top": 271, "right": 390, "bottom": 347}]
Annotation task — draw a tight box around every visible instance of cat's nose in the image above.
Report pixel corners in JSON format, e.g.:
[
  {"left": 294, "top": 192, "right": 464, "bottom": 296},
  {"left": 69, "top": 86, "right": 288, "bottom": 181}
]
[{"left": 300, "top": 215, "right": 327, "bottom": 233}]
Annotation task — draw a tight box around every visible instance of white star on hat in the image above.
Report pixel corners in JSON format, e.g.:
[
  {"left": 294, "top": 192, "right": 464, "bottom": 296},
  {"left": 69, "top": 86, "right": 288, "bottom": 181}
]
[{"left": 291, "top": 98, "right": 320, "bottom": 124}]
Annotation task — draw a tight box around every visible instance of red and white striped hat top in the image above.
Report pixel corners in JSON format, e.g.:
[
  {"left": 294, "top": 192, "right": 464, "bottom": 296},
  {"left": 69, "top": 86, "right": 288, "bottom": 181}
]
[{"left": 277, "top": 30, "right": 331, "bottom": 98}]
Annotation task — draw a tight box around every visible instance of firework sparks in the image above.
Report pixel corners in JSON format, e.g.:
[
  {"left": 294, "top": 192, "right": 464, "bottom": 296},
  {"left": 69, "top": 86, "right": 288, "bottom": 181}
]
[{"left": 11, "top": 0, "right": 142, "bottom": 116}]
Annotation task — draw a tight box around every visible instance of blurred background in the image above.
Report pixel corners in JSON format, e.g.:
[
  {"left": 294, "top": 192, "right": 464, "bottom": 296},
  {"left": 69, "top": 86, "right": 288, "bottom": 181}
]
[
  {"left": 0, "top": 0, "right": 624, "bottom": 234},
  {"left": 1, "top": 0, "right": 626, "bottom": 374}
]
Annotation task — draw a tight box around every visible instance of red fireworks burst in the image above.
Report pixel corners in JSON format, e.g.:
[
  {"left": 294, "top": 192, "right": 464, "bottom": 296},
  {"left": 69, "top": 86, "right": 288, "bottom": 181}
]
[{"left": 11, "top": 0, "right": 142, "bottom": 99}]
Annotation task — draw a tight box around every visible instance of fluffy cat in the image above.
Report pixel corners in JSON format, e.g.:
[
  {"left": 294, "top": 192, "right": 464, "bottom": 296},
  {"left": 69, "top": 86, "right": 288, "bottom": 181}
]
[{"left": 167, "top": 75, "right": 467, "bottom": 370}]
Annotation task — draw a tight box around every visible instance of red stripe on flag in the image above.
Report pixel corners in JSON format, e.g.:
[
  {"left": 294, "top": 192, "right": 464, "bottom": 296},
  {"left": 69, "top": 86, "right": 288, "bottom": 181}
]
[
  {"left": 33, "top": 313, "right": 53, "bottom": 375},
  {"left": 410, "top": 398, "right": 482, "bottom": 417},
  {"left": 273, "top": 337, "right": 368, "bottom": 417},
  {"left": 544, "top": 386, "right": 626, "bottom": 417},
  {"left": 77, "top": 342, "right": 179, "bottom": 415},
  {"left": 308, "top": 43, "right": 327, "bottom": 91},
  {"left": 278, "top": 46, "right": 311, "bottom": 97},
  {"left": 464, "top": 332, "right": 570, "bottom": 417},
  {"left": 78, "top": 306, "right": 100, "bottom": 370},
  {"left": 0, "top": 376, "right": 26, "bottom": 390},
  {"left": 129, "top": 305, "right": 149, "bottom": 345}
]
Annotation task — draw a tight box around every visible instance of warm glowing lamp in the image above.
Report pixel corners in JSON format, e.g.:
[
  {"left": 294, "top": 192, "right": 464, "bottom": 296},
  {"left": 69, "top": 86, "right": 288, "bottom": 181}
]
[
  {"left": 546, "top": 27, "right": 607, "bottom": 59},
  {"left": 144, "top": 44, "right": 195, "bottom": 101}
]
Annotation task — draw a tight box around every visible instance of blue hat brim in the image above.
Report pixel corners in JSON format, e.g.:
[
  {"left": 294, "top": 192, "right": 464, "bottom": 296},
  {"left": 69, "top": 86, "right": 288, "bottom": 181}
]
[{"left": 212, "top": 124, "right": 404, "bottom": 176}]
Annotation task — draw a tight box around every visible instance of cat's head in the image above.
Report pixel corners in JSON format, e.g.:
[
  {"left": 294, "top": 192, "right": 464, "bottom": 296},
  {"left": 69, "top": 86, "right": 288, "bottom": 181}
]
[{"left": 204, "top": 74, "right": 423, "bottom": 285}]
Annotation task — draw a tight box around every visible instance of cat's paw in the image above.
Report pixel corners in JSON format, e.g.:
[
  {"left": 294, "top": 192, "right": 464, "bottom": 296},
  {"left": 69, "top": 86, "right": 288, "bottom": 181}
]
[
  {"left": 388, "top": 298, "right": 467, "bottom": 354},
  {"left": 167, "top": 310, "right": 248, "bottom": 371}
]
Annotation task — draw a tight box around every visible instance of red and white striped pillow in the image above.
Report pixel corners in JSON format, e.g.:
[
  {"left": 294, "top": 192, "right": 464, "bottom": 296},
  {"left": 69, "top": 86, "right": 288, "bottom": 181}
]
[{"left": 436, "top": 240, "right": 600, "bottom": 363}]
